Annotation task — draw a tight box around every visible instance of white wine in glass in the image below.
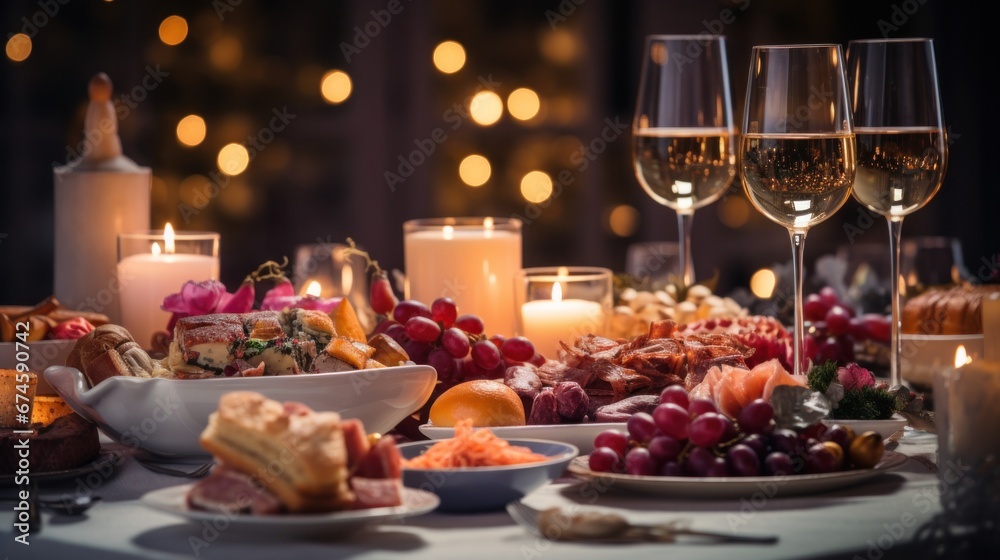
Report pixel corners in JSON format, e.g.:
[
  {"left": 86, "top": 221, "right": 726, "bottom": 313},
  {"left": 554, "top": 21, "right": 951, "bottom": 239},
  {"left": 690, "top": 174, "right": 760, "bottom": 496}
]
[
  {"left": 847, "top": 38, "right": 947, "bottom": 389},
  {"left": 632, "top": 35, "right": 736, "bottom": 288},
  {"left": 740, "top": 44, "right": 857, "bottom": 376}
]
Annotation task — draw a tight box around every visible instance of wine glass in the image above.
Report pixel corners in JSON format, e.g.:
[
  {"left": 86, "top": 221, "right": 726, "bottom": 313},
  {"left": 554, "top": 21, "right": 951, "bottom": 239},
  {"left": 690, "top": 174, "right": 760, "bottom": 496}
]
[
  {"left": 632, "top": 35, "right": 736, "bottom": 289},
  {"left": 846, "top": 38, "right": 947, "bottom": 389},
  {"left": 740, "top": 44, "right": 856, "bottom": 376}
]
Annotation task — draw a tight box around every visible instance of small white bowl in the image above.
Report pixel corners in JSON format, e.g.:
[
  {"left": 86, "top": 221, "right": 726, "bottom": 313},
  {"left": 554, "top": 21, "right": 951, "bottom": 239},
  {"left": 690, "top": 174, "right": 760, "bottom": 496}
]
[
  {"left": 44, "top": 364, "right": 437, "bottom": 458},
  {"left": 822, "top": 413, "right": 907, "bottom": 440}
]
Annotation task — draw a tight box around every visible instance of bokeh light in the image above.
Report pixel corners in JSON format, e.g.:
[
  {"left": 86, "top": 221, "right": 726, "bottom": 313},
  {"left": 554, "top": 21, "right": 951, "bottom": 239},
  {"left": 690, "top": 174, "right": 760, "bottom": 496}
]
[
  {"left": 750, "top": 268, "right": 777, "bottom": 299},
  {"left": 158, "top": 15, "right": 188, "bottom": 46},
  {"left": 718, "top": 195, "right": 751, "bottom": 228},
  {"left": 320, "top": 70, "right": 352, "bottom": 104},
  {"left": 432, "top": 40, "right": 466, "bottom": 74},
  {"left": 176, "top": 115, "right": 207, "bottom": 147},
  {"left": 5, "top": 34, "right": 31, "bottom": 62},
  {"left": 458, "top": 155, "right": 491, "bottom": 187},
  {"left": 470, "top": 91, "right": 503, "bottom": 126},
  {"left": 520, "top": 171, "right": 553, "bottom": 203},
  {"left": 507, "top": 88, "right": 540, "bottom": 121},
  {"left": 608, "top": 205, "right": 640, "bottom": 237},
  {"left": 217, "top": 143, "right": 250, "bottom": 176},
  {"left": 209, "top": 36, "right": 243, "bottom": 70}
]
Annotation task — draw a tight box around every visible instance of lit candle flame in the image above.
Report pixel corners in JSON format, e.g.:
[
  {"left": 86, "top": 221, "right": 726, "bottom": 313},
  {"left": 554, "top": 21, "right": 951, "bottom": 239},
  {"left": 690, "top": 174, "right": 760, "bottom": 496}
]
[
  {"left": 483, "top": 217, "right": 494, "bottom": 239},
  {"left": 305, "top": 280, "right": 322, "bottom": 297},
  {"left": 552, "top": 281, "right": 563, "bottom": 302},
  {"left": 151, "top": 242, "right": 162, "bottom": 256},
  {"left": 443, "top": 225, "right": 454, "bottom": 240},
  {"left": 164, "top": 223, "right": 176, "bottom": 254},
  {"left": 954, "top": 345, "right": 972, "bottom": 368}
]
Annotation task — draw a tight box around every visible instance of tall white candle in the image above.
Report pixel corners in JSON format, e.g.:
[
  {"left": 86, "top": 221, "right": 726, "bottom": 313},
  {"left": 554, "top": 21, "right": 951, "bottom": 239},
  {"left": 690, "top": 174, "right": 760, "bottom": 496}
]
[
  {"left": 404, "top": 218, "right": 522, "bottom": 337},
  {"left": 117, "top": 226, "right": 219, "bottom": 349},
  {"left": 982, "top": 292, "right": 1000, "bottom": 362},
  {"left": 520, "top": 282, "right": 605, "bottom": 359}
]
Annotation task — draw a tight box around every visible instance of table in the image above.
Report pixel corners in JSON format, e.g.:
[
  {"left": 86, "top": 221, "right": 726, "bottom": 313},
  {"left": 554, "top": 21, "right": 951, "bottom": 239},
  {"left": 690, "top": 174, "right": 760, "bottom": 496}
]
[{"left": 0, "top": 429, "right": 974, "bottom": 560}]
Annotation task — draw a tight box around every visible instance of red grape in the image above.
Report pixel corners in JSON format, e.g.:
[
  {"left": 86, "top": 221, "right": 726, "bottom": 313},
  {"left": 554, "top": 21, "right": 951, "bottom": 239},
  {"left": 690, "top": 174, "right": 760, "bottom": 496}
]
[
  {"left": 825, "top": 305, "right": 853, "bottom": 336},
  {"left": 855, "top": 313, "right": 891, "bottom": 343},
  {"left": 383, "top": 322, "right": 407, "bottom": 345},
  {"left": 741, "top": 433, "right": 767, "bottom": 458},
  {"left": 804, "top": 294, "right": 830, "bottom": 322},
  {"left": 528, "top": 353, "right": 547, "bottom": 367},
  {"left": 647, "top": 434, "right": 681, "bottom": 463},
  {"left": 822, "top": 424, "right": 856, "bottom": 449},
  {"left": 658, "top": 385, "right": 690, "bottom": 409},
  {"left": 369, "top": 274, "right": 398, "bottom": 315},
  {"left": 688, "top": 398, "right": 718, "bottom": 416},
  {"left": 688, "top": 412, "right": 728, "bottom": 447},
  {"left": 659, "top": 461, "right": 683, "bottom": 477},
  {"left": 470, "top": 339, "right": 501, "bottom": 370},
  {"left": 426, "top": 347, "right": 456, "bottom": 379},
  {"left": 500, "top": 336, "right": 536, "bottom": 362},
  {"left": 704, "top": 457, "right": 729, "bottom": 477},
  {"left": 763, "top": 452, "right": 794, "bottom": 476},
  {"left": 625, "top": 447, "right": 657, "bottom": 476},
  {"left": 430, "top": 297, "right": 458, "bottom": 328},
  {"left": 593, "top": 429, "right": 629, "bottom": 456},
  {"left": 726, "top": 444, "right": 761, "bottom": 476},
  {"left": 769, "top": 428, "right": 802, "bottom": 455},
  {"left": 454, "top": 314, "right": 485, "bottom": 335},
  {"left": 652, "top": 403, "right": 690, "bottom": 440},
  {"left": 626, "top": 412, "right": 658, "bottom": 444},
  {"left": 804, "top": 442, "right": 838, "bottom": 473},
  {"left": 370, "top": 318, "right": 399, "bottom": 336},
  {"left": 819, "top": 286, "right": 840, "bottom": 307},
  {"left": 737, "top": 399, "right": 775, "bottom": 434},
  {"left": 684, "top": 447, "right": 716, "bottom": 476},
  {"left": 441, "top": 327, "right": 471, "bottom": 358},
  {"left": 589, "top": 447, "right": 623, "bottom": 473},
  {"left": 393, "top": 300, "right": 432, "bottom": 324},
  {"left": 489, "top": 334, "right": 507, "bottom": 349},
  {"left": 401, "top": 339, "right": 431, "bottom": 364},
  {"left": 405, "top": 316, "right": 442, "bottom": 343}
]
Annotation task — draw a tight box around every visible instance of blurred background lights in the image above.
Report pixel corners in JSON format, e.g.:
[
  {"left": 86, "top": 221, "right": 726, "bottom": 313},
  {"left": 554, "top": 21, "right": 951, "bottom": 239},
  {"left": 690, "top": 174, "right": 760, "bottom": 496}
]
[
  {"left": 750, "top": 268, "right": 777, "bottom": 299},
  {"left": 158, "top": 15, "right": 188, "bottom": 46},
  {"left": 5, "top": 34, "right": 31, "bottom": 62},
  {"left": 469, "top": 91, "right": 503, "bottom": 126},
  {"left": 718, "top": 195, "right": 751, "bottom": 228},
  {"left": 520, "top": 171, "right": 553, "bottom": 203},
  {"left": 507, "top": 88, "right": 540, "bottom": 121},
  {"left": 432, "top": 40, "right": 466, "bottom": 74},
  {"left": 458, "top": 154, "right": 491, "bottom": 187},
  {"left": 320, "top": 70, "right": 352, "bottom": 104},
  {"left": 176, "top": 114, "right": 207, "bottom": 147},
  {"left": 217, "top": 143, "right": 249, "bottom": 176},
  {"left": 209, "top": 36, "right": 243, "bottom": 70},
  {"left": 608, "top": 204, "right": 640, "bottom": 237}
]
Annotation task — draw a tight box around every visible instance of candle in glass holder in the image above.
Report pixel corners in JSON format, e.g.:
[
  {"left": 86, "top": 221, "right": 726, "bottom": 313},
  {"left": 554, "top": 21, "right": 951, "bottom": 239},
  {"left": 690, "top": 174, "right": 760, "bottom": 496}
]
[
  {"left": 404, "top": 218, "right": 522, "bottom": 336},
  {"left": 117, "top": 225, "right": 219, "bottom": 349},
  {"left": 515, "top": 267, "right": 613, "bottom": 359}
]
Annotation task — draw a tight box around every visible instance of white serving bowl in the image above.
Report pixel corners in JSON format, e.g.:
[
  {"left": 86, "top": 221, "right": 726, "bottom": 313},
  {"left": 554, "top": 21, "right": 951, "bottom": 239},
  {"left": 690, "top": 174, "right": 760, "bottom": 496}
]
[
  {"left": 0, "top": 339, "right": 77, "bottom": 395},
  {"left": 822, "top": 413, "right": 908, "bottom": 440},
  {"left": 43, "top": 364, "right": 437, "bottom": 458},
  {"left": 900, "top": 334, "right": 984, "bottom": 387}
]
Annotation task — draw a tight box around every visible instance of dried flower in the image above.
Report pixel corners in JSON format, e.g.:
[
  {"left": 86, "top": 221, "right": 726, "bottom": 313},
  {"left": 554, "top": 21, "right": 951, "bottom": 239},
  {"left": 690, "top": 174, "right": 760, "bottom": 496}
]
[{"left": 837, "top": 362, "right": 876, "bottom": 391}]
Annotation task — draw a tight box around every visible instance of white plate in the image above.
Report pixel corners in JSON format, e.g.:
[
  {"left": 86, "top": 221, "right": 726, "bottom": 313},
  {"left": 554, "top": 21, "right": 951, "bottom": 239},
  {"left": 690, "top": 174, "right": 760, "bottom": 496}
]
[
  {"left": 418, "top": 422, "right": 627, "bottom": 454},
  {"left": 566, "top": 451, "right": 907, "bottom": 499},
  {"left": 141, "top": 484, "right": 439, "bottom": 535},
  {"left": 823, "top": 414, "right": 908, "bottom": 440}
]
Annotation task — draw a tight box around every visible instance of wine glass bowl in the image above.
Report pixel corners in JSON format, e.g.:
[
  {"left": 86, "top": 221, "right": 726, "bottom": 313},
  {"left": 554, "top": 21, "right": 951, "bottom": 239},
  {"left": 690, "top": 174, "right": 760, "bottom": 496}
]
[
  {"left": 846, "top": 38, "right": 947, "bottom": 388},
  {"left": 740, "top": 44, "right": 857, "bottom": 375},
  {"left": 631, "top": 35, "right": 736, "bottom": 288}
]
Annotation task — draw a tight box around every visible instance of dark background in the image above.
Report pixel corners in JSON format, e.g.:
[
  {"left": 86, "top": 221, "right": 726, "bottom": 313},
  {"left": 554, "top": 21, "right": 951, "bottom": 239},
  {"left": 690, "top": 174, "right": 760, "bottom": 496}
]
[{"left": 1, "top": 0, "right": 995, "bottom": 308}]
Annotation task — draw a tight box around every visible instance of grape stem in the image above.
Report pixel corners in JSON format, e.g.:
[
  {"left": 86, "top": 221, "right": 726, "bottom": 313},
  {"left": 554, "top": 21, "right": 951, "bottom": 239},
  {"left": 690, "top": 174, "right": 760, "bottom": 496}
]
[{"left": 343, "top": 237, "right": 387, "bottom": 278}]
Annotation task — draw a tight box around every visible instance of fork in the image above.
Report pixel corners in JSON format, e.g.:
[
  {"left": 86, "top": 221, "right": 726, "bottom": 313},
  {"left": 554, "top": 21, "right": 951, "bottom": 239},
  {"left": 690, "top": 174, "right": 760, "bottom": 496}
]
[
  {"left": 134, "top": 457, "right": 214, "bottom": 478},
  {"left": 506, "top": 501, "right": 778, "bottom": 545}
]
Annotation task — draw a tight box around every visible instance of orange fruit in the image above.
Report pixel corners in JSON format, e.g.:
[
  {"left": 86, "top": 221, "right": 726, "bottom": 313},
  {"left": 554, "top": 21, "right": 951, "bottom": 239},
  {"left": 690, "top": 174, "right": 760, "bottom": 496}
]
[{"left": 428, "top": 380, "right": 526, "bottom": 427}]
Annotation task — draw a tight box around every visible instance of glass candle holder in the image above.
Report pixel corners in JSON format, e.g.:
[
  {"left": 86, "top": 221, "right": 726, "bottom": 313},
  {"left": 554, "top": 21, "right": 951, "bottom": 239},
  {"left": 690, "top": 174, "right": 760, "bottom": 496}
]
[
  {"left": 292, "top": 242, "right": 375, "bottom": 333},
  {"left": 404, "top": 217, "right": 522, "bottom": 337},
  {"left": 117, "top": 226, "right": 220, "bottom": 350},
  {"left": 515, "top": 266, "right": 613, "bottom": 360}
]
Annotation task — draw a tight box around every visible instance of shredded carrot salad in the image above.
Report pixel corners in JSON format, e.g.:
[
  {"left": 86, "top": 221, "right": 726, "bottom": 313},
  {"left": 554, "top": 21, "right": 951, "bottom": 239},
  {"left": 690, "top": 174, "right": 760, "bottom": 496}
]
[{"left": 403, "top": 419, "right": 550, "bottom": 468}]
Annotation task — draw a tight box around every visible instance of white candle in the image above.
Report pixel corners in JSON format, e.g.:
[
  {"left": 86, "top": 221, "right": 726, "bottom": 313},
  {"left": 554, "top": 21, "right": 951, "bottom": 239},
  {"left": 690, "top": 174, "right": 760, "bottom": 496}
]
[
  {"left": 520, "top": 282, "right": 605, "bottom": 359},
  {"left": 982, "top": 292, "right": 1000, "bottom": 361},
  {"left": 117, "top": 226, "right": 219, "bottom": 349},
  {"left": 404, "top": 219, "right": 521, "bottom": 337}
]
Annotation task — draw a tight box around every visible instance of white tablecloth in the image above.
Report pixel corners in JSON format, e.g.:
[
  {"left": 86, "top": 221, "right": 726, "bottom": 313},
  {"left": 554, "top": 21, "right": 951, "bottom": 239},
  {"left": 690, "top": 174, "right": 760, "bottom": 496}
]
[{"left": 0, "top": 429, "right": 974, "bottom": 560}]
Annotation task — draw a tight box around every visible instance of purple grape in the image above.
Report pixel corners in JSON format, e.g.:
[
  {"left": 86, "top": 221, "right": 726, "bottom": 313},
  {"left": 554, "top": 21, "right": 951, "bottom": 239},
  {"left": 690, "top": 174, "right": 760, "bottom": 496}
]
[
  {"left": 726, "top": 444, "right": 761, "bottom": 477},
  {"left": 658, "top": 385, "right": 690, "bottom": 409},
  {"left": 593, "top": 429, "right": 629, "bottom": 457},
  {"left": 454, "top": 314, "right": 485, "bottom": 335},
  {"left": 500, "top": 336, "right": 536, "bottom": 362},
  {"left": 741, "top": 433, "right": 767, "bottom": 458},
  {"left": 625, "top": 447, "right": 658, "bottom": 476},
  {"left": 430, "top": 297, "right": 458, "bottom": 328},
  {"left": 763, "top": 452, "right": 794, "bottom": 476},
  {"left": 737, "top": 399, "right": 775, "bottom": 434},
  {"left": 401, "top": 339, "right": 431, "bottom": 364},
  {"left": 589, "top": 447, "right": 623, "bottom": 473},
  {"left": 470, "top": 340, "right": 501, "bottom": 370},
  {"left": 652, "top": 403, "right": 690, "bottom": 440},
  {"left": 683, "top": 446, "right": 716, "bottom": 476},
  {"left": 405, "top": 316, "right": 442, "bottom": 343},
  {"left": 801, "top": 422, "right": 829, "bottom": 441},
  {"left": 647, "top": 434, "right": 681, "bottom": 463},
  {"left": 426, "top": 347, "right": 456, "bottom": 380},
  {"left": 626, "top": 412, "right": 658, "bottom": 444},
  {"left": 384, "top": 322, "right": 407, "bottom": 345},
  {"left": 393, "top": 299, "right": 432, "bottom": 324},
  {"left": 769, "top": 428, "right": 801, "bottom": 455},
  {"left": 804, "top": 442, "right": 838, "bottom": 474},
  {"left": 703, "top": 457, "right": 730, "bottom": 477},
  {"left": 659, "top": 461, "right": 683, "bottom": 477},
  {"left": 441, "top": 327, "right": 471, "bottom": 358},
  {"left": 823, "top": 424, "right": 855, "bottom": 449},
  {"left": 688, "top": 398, "right": 718, "bottom": 416},
  {"left": 688, "top": 412, "right": 728, "bottom": 448}
]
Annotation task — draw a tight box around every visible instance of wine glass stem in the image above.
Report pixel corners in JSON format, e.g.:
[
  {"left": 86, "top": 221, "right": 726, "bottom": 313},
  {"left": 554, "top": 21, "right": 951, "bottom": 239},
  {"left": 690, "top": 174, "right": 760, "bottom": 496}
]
[
  {"left": 678, "top": 211, "right": 695, "bottom": 287},
  {"left": 789, "top": 229, "right": 807, "bottom": 376},
  {"left": 888, "top": 217, "right": 904, "bottom": 389}
]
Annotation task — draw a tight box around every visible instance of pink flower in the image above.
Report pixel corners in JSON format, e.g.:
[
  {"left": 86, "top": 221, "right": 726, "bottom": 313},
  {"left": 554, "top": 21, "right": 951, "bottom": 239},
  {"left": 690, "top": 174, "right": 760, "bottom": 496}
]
[
  {"left": 162, "top": 280, "right": 226, "bottom": 315},
  {"left": 838, "top": 363, "right": 875, "bottom": 391}
]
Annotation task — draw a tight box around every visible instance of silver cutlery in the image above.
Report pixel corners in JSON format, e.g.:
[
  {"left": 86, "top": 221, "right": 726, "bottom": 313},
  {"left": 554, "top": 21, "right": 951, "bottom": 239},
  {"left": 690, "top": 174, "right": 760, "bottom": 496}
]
[
  {"left": 134, "top": 457, "right": 214, "bottom": 478},
  {"left": 506, "top": 501, "right": 778, "bottom": 545}
]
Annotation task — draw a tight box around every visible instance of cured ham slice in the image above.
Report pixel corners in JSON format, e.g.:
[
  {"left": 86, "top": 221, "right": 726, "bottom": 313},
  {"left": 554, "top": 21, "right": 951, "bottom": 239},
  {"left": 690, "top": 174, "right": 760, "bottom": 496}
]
[
  {"left": 186, "top": 465, "right": 284, "bottom": 515},
  {"left": 688, "top": 359, "right": 806, "bottom": 419},
  {"left": 350, "top": 477, "right": 404, "bottom": 509}
]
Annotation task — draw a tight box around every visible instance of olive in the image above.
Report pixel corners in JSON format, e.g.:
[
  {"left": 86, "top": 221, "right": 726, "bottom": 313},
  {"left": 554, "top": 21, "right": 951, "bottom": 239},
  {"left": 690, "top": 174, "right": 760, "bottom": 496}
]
[{"left": 848, "top": 431, "right": 884, "bottom": 469}]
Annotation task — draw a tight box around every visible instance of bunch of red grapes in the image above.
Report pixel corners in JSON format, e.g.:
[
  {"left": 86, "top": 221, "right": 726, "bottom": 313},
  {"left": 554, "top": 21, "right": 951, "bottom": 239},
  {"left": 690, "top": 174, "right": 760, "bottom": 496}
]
[
  {"left": 367, "top": 273, "right": 541, "bottom": 386},
  {"left": 588, "top": 385, "right": 878, "bottom": 478},
  {"left": 803, "top": 287, "right": 892, "bottom": 366}
]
